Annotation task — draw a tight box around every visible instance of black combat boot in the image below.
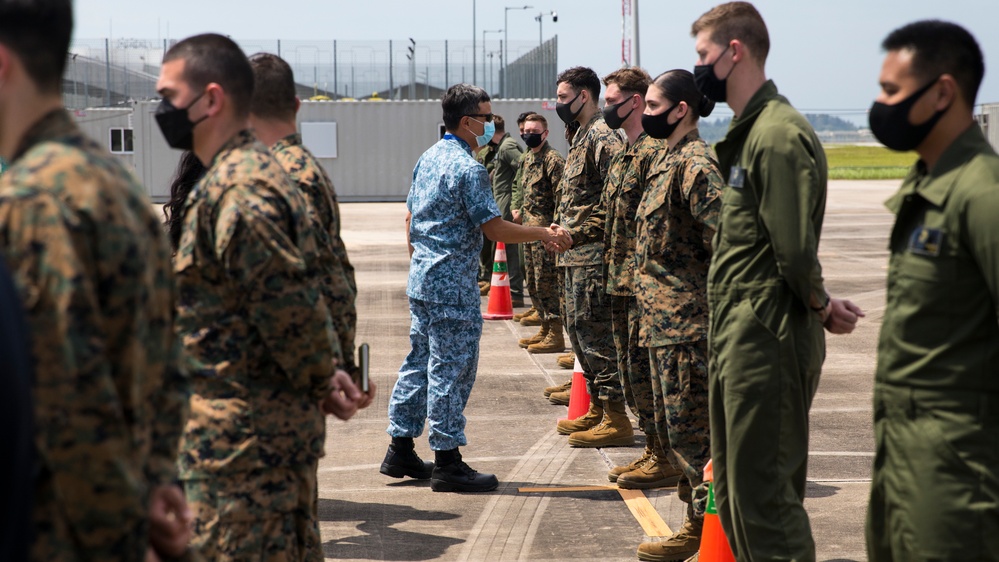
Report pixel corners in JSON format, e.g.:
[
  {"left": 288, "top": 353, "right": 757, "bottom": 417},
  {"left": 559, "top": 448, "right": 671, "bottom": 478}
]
[
  {"left": 380, "top": 437, "right": 434, "bottom": 479},
  {"left": 430, "top": 448, "right": 499, "bottom": 492}
]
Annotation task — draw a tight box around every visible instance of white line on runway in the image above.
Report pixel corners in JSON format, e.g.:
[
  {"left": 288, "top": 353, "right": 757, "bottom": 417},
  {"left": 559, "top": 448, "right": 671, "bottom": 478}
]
[{"left": 808, "top": 451, "right": 875, "bottom": 457}]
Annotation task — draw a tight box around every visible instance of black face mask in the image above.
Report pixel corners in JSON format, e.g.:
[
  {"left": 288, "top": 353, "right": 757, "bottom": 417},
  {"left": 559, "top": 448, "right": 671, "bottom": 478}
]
[
  {"left": 602, "top": 97, "right": 635, "bottom": 130},
  {"left": 641, "top": 102, "right": 681, "bottom": 140},
  {"left": 155, "top": 92, "right": 208, "bottom": 150},
  {"left": 868, "top": 78, "right": 947, "bottom": 152},
  {"left": 693, "top": 44, "right": 732, "bottom": 103},
  {"left": 556, "top": 90, "right": 584, "bottom": 125},
  {"left": 521, "top": 132, "right": 544, "bottom": 148}
]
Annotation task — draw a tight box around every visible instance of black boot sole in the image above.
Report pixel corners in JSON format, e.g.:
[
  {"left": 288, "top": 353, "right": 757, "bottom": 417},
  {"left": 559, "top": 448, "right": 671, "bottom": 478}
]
[{"left": 380, "top": 462, "right": 433, "bottom": 480}]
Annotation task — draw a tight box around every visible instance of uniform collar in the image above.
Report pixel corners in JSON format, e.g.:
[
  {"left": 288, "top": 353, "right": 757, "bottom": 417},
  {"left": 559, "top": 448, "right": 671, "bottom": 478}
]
[
  {"left": 727, "top": 80, "right": 779, "bottom": 138},
  {"left": 885, "top": 124, "right": 989, "bottom": 212},
  {"left": 670, "top": 128, "right": 701, "bottom": 153},
  {"left": 572, "top": 112, "right": 603, "bottom": 147},
  {"left": 272, "top": 132, "right": 303, "bottom": 152},
  {"left": 12, "top": 108, "right": 79, "bottom": 163},
  {"left": 210, "top": 129, "right": 257, "bottom": 168},
  {"left": 443, "top": 132, "right": 473, "bottom": 154}
]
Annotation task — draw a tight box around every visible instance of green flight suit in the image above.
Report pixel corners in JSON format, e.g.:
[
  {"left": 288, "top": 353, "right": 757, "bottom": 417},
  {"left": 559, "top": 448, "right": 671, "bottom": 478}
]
[
  {"left": 491, "top": 133, "right": 525, "bottom": 297},
  {"left": 866, "top": 125, "right": 999, "bottom": 561},
  {"left": 708, "top": 80, "right": 828, "bottom": 561}
]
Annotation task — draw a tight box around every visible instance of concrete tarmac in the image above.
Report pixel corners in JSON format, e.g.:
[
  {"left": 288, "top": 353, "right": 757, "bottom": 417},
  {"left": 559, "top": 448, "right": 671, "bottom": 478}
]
[{"left": 320, "top": 179, "right": 895, "bottom": 561}]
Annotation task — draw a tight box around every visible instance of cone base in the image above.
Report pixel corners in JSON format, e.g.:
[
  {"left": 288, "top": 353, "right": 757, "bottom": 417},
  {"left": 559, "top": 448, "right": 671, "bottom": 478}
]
[
  {"left": 482, "top": 312, "right": 514, "bottom": 320},
  {"left": 563, "top": 367, "right": 590, "bottom": 421},
  {"left": 700, "top": 513, "right": 736, "bottom": 562}
]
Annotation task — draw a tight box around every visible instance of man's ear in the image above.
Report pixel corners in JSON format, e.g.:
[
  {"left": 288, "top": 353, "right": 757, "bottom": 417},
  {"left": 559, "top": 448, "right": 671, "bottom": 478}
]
[
  {"left": 203, "top": 83, "right": 225, "bottom": 117},
  {"left": 294, "top": 96, "right": 302, "bottom": 115},
  {"left": 935, "top": 75, "right": 959, "bottom": 111}
]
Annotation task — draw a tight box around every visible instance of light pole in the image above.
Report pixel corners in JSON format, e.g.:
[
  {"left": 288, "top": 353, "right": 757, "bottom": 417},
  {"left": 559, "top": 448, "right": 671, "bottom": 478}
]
[
  {"left": 535, "top": 10, "right": 557, "bottom": 49},
  {"left": 504, "top": 5, "right": 532, "bottom": 98},
  {"left": 406, "top": 38, "right": 416, "bottom": 100},
  {"left": 534, "top": 11, "right": 557, "bottom": 98},
  {"left": 483, "top": 29, "right": 502, "bottom": 90}
]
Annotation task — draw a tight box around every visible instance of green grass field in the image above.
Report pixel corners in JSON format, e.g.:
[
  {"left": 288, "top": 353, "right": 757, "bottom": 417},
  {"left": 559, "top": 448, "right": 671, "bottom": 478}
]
[{"left": 824, "top": 145, "right": 917, "bottom": 180}]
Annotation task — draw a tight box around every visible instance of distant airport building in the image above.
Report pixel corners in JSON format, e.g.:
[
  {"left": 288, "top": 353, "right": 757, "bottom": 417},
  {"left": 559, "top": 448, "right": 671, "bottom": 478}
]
[{"left": 976, "top": 102, "right": 999, "bottom": 152}]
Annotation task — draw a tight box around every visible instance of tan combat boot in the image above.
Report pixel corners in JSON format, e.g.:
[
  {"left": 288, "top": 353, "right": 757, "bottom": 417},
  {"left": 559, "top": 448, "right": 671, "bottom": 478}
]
[
  {"left": 548, "top": 389, "right": 570, "bottom": 405},
  {"left": 528, "top": 322, "right": 565, "bottom": 354},
  {"left": 608, "top": 434, "right": 654, "bottom": 482},
  {"left": 479, "top": 282, "right": 491, "bottom": 296},
  {"left": 543, "top": 378, "right": 573, "bottom": 398},
  {"left": 513, "top": 305, "right": 537, "bottom": 321},
  {"left": 519, "top": 321, "right": 549, "bottom": 349},
  {"left": 520, "top": 309, "right": 542, "bottom": 326},
  {"left": 636, "top": 518, "right": 702, "bottom": 561},
  {"left": 557, "top": 352, "right": 575, "bottom": 369},
  {"left": 567, "top": 400, "right": 635, "bottom": 447},
  {"left": 556, "top": 400, "right": 603, "bottom": 435},
  {"left": 617, "top": 454, "right": 684, "bottom": 489}
]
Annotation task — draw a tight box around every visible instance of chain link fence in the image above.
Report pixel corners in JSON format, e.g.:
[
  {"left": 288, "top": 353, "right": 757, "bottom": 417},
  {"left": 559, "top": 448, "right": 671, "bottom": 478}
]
[{"left": 65, "top": 37, "right": 557, "bottom": 108}]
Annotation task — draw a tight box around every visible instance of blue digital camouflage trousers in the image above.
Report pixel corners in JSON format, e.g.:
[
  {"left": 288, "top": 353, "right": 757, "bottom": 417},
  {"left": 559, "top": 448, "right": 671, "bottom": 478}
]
[{"left": 387, "top": 298, "right": 482, "bottom": 451}]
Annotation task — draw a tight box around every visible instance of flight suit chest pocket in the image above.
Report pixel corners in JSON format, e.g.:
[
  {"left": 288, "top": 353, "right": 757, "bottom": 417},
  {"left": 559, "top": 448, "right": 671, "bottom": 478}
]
[
  {"left": 897, "top": 225, "right": 956, "bottom": 283},
  {"left": 719, "top": 177, "right": 758, "bottom": 245}
]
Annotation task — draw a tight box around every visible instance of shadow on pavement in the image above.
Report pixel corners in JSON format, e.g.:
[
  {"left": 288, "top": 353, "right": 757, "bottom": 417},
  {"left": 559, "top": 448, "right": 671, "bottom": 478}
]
[
  {"left": 806, "top": 482, "right": 841, "bottom": 499},
  {"left": 319, "top": 498, "right": 464, "bottom": 560}
]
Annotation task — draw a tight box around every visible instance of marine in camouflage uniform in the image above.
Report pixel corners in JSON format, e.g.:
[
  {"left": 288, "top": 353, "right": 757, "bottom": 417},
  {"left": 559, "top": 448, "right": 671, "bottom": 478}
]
[
  {"left": 521, "top": 140, "right": 564, "bottom": 326},
  {"left": 602, "top": 131, "right": 666, "bottom": 444},
  {"left": 556, "top": 112, "right": 625, "bottom": 403},
  {"left": 175, "top": 130, "right": 337, "bottom": 562},
  {"left": 272, "top": 132, "right": 358, "bottom": 376},
  {"left": 635, "top": 129, "right": 723, "bottom": 526},
  {"left": 0, "top": 109, "right": 188, "bottom": 561}
]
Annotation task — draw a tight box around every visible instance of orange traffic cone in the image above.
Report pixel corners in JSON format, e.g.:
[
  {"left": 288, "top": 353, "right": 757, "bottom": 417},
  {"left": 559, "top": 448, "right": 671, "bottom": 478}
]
[
  {"left": 561, "top": 356, "right": 591, "bottom": 421},
  {"left": 482, "top": 242, "right": 513, "bottom": 320},
  {"left": 699, "top": 459, "right": 736, "bottom": 562}
]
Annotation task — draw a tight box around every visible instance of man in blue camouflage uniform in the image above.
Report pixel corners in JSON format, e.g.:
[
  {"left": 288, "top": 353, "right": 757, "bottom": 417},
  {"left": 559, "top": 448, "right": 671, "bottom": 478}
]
[
  {"left": 382, "top": 83, "right": 570, "bottom": 493},
  {"left": 158, "top": 34, "right": 366, "bottom": 561},
  {"left": 0, "top": 2, "right": 193, "bottom": 560}
]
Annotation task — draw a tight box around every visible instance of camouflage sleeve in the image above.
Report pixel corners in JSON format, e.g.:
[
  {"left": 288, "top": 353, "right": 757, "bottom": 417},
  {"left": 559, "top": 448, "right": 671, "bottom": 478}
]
[
  {"left": 0, "top": 189, "right": 147, "bottom": 558},
  {"left": 682, "top": 157, "right": 725, "bottom": 252},
  {"left": 330, "top": 202, "right": 358, "bottom": 378},
  {"left": 146, "top": 316, "right": 190, "bottom": 486},
  {"left": 215, "top": 188, "right": 335, "bottom": 402}
]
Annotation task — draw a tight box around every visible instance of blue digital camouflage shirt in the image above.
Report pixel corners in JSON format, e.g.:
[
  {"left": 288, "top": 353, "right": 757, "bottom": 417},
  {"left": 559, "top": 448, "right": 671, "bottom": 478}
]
[{"left": 407, "top": 133, "right": 501, "bottom": 310}]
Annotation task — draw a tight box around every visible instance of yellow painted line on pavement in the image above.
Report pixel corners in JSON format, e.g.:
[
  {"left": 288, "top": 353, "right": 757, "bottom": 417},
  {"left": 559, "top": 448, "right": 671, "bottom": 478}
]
[{"left": 617, "top": 488, "right": 673, "bottom": 537}]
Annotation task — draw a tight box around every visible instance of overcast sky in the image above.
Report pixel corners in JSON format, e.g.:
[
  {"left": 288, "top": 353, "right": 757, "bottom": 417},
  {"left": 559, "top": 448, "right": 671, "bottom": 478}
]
[{"left": 74, "top": 0, "right": 999, "bottom": 123}]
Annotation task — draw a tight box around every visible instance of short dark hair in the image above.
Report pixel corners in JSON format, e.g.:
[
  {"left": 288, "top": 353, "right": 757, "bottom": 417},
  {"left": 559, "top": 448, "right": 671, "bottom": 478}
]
[
  {"left": 603, "top": 67, "right": 652, "bottom": 97},
  {"left": 248, "top": 52, "right": 297, "bottom": 121},
  {"left": 524, "top": 113, "right": 548, "bottom": 129},
  {"left": 557, "top": 67, "right": 601, "bottom": 101},
  {"left": 494, "top": 115, "right": 506, "bottom": 133},
  {"left": 164, "top": 34, "right": 255, "bottom": 117},
  {"left": 442, "top": 83, "right": 490, "bottom": 130},
  {"left": 652, "top": 69, "right": 716, "bottom": 122},
  {"left": 0, "top": 0, "right": 72, "bottom": 94},
  {"left": 882, "top": 20, "right": 984, "bottom": 106},
  {"left": 692, "top": 2, "right": 770, "bottom": 64},
  {"left": 517, "top": 112, "right": 534, "bottom": 125}
]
